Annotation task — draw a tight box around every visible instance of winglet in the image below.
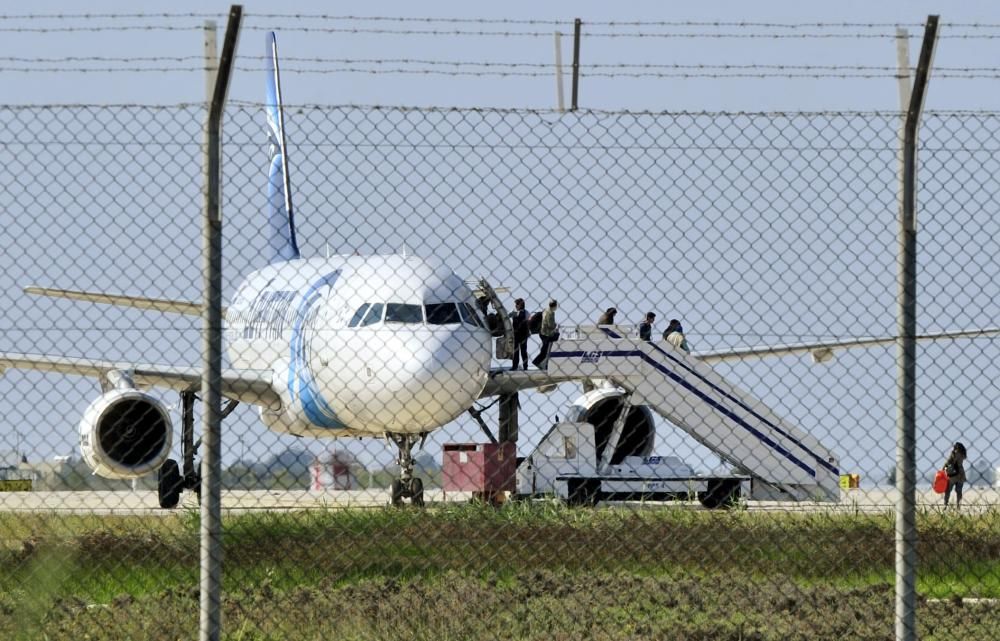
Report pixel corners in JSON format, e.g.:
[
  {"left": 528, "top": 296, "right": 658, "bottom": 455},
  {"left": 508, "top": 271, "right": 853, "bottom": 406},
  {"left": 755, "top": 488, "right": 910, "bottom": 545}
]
[{"left": 265, "top": 32, "right": 300, "bottom": 263}]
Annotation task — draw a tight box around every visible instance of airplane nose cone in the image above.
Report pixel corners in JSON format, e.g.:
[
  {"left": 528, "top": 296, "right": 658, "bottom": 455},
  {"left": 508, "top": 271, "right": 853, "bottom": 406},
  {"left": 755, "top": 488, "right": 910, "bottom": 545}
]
[{"left": 377, "top": 328, "right": 489, "bottom": 431}]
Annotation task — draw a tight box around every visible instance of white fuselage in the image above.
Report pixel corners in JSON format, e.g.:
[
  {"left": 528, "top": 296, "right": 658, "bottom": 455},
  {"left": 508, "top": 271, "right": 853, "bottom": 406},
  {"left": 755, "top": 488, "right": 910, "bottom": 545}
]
[{"left": 224, "top": 254, "right": 493, "bottom": 438}]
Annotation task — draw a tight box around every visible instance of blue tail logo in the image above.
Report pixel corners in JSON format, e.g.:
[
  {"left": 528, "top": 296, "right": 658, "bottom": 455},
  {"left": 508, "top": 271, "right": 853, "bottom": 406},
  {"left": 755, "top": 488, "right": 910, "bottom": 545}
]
[{"left": 265, "top": 32, "right": 300, "bottom": 263}]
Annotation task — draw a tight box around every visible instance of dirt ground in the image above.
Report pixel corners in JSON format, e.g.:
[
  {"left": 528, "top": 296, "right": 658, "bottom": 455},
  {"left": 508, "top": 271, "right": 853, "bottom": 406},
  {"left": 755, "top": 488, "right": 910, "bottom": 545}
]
[{"left": 11, "top": 570, "right": 999, "bottom": 641}]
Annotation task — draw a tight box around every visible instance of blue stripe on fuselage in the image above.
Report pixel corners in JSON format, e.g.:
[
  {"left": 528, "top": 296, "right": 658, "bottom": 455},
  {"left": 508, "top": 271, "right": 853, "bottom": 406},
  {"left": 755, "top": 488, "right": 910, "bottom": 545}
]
[{"left": 288, "top": 270, "right": 346, "bottom": 429}]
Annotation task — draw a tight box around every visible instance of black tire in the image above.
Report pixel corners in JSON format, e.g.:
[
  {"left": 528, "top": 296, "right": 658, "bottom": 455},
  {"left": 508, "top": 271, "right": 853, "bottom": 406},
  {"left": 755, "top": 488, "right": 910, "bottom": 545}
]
[
  {"left": 566, "top": 479, "right": 600, "bottom": 507},
  {"left": 699, "top": 479, "right": 742, "bottom": 510},
  {"left": 158, "top": 459, "right": 183, "bottom": 509},
  {"left": 390, "top": 480, "right": 405, "bottom": 507},
  {"left": 409, "top": 478, "right": 425, "bottom": 507}
]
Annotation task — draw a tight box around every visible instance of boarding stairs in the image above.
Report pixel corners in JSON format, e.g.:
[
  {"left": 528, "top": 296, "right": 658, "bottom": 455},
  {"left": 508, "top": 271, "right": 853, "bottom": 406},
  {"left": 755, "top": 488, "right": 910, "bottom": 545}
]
[{"left": 546, "top": 326, "right": 841, "bottom": 501}]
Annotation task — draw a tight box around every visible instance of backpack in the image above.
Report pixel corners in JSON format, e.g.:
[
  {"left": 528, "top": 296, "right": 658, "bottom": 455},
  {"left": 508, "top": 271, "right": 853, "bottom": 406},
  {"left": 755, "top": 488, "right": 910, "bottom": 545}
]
[{"left": 528, "top": 311, "right": 542, "bottom": 335}]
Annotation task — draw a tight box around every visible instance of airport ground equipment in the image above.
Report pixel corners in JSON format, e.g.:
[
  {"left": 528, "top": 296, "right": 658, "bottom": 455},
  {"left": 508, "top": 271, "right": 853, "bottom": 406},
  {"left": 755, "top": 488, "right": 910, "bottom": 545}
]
[
  {"left": 545, "top": 326, "right": 841, "bottom": 502},
  {"left": 443, "top": 442, "right": 516, "bottom": 505},
  {"left": 515, "top": 420, "right": 748, "bottom": 508}
]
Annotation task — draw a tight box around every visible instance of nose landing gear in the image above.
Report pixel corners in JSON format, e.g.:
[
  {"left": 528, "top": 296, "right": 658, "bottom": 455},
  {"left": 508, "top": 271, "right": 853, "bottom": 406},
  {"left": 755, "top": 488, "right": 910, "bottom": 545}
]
[{"left": 387, "top": 433, "right": 427, "bottom": 507}]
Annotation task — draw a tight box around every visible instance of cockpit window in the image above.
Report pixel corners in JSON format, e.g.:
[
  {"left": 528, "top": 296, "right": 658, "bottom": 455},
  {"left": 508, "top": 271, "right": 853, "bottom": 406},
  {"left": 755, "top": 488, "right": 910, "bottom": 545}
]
[
  {"left": 348, "top": 303, "right": 370, "bottom": 328},
  {"left": 460, "top": 302, "right": 485, "bottom": 328},
  {"left": 360, "top": 302, "right": 384, "bottom": 326},
  {"left": 385, "top": 303, "right": 423, "bottom": 324},
  {"left": 425, "top": 302, "right": 461, "bottom": 325}
]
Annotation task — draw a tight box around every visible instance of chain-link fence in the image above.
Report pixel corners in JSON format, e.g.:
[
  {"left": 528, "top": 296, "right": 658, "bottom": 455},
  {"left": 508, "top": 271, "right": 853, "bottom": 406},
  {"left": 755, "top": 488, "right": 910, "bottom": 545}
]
[{"left": 1, "top": 104, "right": 998, "bottom": 640}]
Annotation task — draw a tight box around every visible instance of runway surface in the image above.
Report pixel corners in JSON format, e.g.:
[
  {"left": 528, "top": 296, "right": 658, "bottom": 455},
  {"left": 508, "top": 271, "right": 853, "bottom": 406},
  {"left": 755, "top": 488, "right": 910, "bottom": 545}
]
[{"left": 0, "top": 487, "right": 997, "bottom": 515}]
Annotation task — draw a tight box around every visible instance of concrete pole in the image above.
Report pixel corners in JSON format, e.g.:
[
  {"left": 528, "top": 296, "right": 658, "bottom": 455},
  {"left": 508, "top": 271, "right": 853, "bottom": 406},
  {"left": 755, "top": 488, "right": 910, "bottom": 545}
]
[
  {"left": 205, "top": 22, "right": 218, "bottom": 111},
  {"left": 895, "top": 15, "right": 938, "bottom": 641},
  {"left": 554, "top": 32, "right": 565, "bottom": 112},
  {"left": 201, "top": 6, "right": 242, "bottom": 641}
]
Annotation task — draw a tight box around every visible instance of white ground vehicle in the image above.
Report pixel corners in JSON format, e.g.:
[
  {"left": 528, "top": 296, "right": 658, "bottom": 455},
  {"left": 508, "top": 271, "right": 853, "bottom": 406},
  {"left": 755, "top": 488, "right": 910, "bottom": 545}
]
[{"left": 515, "top": 420, "right": 748, "bottom": 508}]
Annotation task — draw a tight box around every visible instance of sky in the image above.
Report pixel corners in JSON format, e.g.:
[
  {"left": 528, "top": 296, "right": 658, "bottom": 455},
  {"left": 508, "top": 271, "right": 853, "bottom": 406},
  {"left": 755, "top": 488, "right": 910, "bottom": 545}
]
[
  {"left": 3, "top": 0, "right": 1000, "bottom": 111},
  {"left": 1, "top": 1, "right": 1000, "bottom": 489}
]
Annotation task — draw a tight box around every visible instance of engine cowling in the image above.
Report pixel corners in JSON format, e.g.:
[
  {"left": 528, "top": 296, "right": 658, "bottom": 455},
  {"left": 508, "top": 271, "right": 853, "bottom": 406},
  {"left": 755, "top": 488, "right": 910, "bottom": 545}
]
[
  {"left": 565, "top": 387, "right": 655, "bottom": 465},
  {"left": 79, "top": 388, "right": 173, "bottom": 480}
]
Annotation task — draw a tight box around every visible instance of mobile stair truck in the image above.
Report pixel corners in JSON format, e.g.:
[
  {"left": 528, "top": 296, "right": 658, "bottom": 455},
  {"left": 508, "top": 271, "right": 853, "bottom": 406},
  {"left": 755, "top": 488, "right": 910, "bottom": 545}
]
[{"left": 514, "top": 325, "right": 841, "bottom": 508}]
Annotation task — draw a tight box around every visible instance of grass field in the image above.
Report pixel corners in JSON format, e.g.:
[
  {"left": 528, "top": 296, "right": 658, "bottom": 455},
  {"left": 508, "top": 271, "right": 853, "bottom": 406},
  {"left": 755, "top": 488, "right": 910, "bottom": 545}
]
[{"left": 1, "top": 501, "right": 998, "bottom": 640}]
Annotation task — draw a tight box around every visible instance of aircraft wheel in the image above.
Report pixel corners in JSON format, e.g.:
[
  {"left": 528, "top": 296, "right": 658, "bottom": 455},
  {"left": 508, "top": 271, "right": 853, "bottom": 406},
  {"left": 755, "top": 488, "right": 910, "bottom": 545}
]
[
  {"left": 699, "top": 480, "right": 741, "bottom": 510},
  {"left": 390, "top": 480, "right": 405, "bottom": 507},
  {"left": 158, "top": 459, "right": 183, "bottom": 509},
  {"left": 409, "top": 478, "right": 424, "bottom": 507}
]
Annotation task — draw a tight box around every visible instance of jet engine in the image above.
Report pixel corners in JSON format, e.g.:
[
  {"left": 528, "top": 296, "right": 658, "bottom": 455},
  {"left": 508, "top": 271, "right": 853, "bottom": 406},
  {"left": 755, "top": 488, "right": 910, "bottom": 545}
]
[
  {"left": 79, "top": 388, "right": 173, "bottom": 479},
  {"left": 564, "top": 387, "right": 655, "bottom": 465}
]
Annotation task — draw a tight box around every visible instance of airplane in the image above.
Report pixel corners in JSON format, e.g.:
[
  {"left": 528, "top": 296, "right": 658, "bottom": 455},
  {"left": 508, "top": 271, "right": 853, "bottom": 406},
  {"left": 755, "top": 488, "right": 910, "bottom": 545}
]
[{"left": 3, "top": 33, "right": 999, "bottom": 509}]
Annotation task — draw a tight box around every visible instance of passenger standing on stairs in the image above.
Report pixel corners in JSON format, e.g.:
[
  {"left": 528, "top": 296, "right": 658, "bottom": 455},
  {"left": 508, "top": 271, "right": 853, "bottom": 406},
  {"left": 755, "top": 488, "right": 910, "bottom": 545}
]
[
  {"left": 662, "top": 318, "right": 691, "bottom": 353},
  {"left": 532, "top": 299, "right": 559, "bottom": 368},
  {"left": 638, "top": 312, "right": 656, "bottom": 342},
  {"left": 510, "top": 298, "right": 529, "bottom": 371},
  {"left": 584, "top": 307, "right": 618, "bottom": 392}
]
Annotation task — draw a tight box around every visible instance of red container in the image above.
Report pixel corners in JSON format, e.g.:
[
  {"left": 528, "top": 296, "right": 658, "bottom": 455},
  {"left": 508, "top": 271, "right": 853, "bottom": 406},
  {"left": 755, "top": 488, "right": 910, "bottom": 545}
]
[
  {"left": 442, "top": 442, "right": 516, "bottom": 493},
  {"left": 933, "top": 469, "right": 948, "bottom": 494}
]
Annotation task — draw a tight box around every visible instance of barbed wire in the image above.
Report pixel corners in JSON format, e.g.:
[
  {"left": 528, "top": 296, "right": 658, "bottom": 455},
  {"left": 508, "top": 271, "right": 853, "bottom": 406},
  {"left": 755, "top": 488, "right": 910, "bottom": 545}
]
[
  {"left": 10, "top": 56, "right": 1000, "bottom": 76},
  {"left": 7, "top": 25, "right": 1000, "bottom": 40},
  {"left": 4, "top": 23, "right": 1000, "bottom": 39},
  {"left": 4, "top": 63, "right": 1000, "bottom": 79},
  {"left": 7, "top": 102, "right": 1000, "bottom": 118},
  {"left": 1, "top": 14, "right": 993, "bottom": 30}
]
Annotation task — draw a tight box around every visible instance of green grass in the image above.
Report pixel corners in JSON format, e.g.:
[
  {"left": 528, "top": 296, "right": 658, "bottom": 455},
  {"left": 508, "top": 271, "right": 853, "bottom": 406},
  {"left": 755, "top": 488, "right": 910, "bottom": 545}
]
[{"left": 1, "top": 502, "right": 998, "bottom": 639}]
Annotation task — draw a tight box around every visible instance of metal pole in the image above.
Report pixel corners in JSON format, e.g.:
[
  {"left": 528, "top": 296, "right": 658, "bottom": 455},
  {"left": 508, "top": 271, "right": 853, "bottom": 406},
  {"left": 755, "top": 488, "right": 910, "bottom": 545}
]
[
  {"left": 896, "top": 15, "right": 938, "bottom": 641},
  {"left": 554, "top": 31, "right": 565, "bottom": 112},
  {"left": 570, "top": 18, "right": 581, "bottom": 111},
  {"left": 202, "top": 6, "right": 241, "bottom": 641},
  {"left": 895, "top": 28, "right": 911, "bottom": 225}
]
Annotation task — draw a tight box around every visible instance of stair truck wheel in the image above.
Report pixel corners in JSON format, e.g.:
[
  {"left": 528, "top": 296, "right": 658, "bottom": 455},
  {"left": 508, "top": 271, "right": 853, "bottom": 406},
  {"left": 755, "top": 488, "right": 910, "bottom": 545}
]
[
  {"left": 566, "top": 479, "right": 600, "bottom": 507},
  {"left": 699, "top": 479, "right": 742, "bottom": 510}
]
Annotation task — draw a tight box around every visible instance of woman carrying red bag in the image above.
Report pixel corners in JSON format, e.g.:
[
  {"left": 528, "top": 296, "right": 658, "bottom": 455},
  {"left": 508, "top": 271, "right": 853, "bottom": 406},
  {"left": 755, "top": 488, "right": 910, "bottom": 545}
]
[
  {"left": 932, "top": 469, "right": 949, "bottom": 495},
  {"left": 942, "top": 442, "right": 967, "bottom": 509}
]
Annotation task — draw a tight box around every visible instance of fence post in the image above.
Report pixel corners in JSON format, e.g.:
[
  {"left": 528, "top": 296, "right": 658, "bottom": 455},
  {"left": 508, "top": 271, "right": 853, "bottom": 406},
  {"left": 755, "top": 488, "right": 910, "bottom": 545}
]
[
  {"left": 554, "top": 31, "right": 565, "bottom": 112},
  {"left": 571, "top": 18, "right": 581, "bottom": 111},
  {"left": 202, "top": 6, "right": 242, "bottom": 641},
  {"left": 896, "top": 14, "right": 938, "bottom": 641}
]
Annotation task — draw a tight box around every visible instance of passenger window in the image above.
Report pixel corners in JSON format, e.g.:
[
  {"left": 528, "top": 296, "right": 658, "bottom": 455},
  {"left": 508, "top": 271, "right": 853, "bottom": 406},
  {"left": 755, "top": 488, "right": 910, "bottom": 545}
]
[
  {"left": 385, "top": 303, "right": 423, "bottom": 324},
  {"left": 360, "top": 303, "right": 383, "bottom": 326},
  {"left": 461, "top": 302, "right": 485, "bottom": 328},
  {"left": 348, "top": 304, "right": 370, "bottom": 328},
  {"left": 425, "top": 302, "right": 461, "bottom": 325}
]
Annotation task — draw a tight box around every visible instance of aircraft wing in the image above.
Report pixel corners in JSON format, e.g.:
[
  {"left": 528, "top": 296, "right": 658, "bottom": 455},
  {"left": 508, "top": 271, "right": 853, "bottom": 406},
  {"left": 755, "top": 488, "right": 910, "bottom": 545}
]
[
  {"left": 0, "top": 352, "right": 278, "bottom": 408},
  {"left": 23, "top": 286, "right": 224, "bottom": 316},
  {"left": 480, "top": 368, "right": 582, "bottom": 397},
  {"left": 694, "top": 326, "right": 1000, "bottom": 364}
]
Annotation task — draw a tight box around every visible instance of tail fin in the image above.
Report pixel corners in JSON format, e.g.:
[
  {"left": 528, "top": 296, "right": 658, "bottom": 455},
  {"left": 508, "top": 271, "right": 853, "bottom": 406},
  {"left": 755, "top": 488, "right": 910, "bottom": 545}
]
[{"left": 265, "top": 32, "right": 300, "bottom": 262}]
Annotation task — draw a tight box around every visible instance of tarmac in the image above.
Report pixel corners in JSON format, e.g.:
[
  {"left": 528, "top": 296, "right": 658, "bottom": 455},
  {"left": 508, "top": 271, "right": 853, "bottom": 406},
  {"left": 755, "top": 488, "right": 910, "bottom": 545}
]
[{"left": 0, "top": 487, "right": 997, "bottom": 515}]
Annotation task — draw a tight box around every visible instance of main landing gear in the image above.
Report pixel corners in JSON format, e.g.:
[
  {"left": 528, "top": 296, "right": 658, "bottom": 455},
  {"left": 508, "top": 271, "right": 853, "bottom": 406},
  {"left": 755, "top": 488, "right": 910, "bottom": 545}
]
[
  {"left": 157, "top": 390, "right": 239, "bottom": 509},
  {"left": 387, "top": 433, "right": 427, "bottom": 507}
]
